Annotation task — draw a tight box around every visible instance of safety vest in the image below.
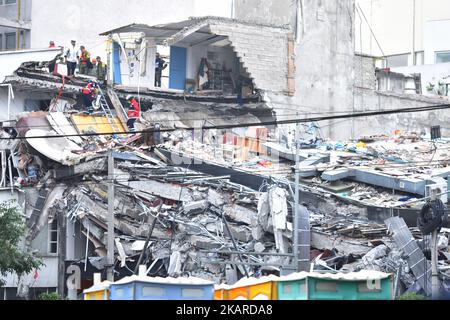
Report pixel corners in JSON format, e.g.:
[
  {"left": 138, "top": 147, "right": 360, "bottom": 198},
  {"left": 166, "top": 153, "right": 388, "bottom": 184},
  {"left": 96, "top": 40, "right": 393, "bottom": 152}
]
[
  {"left": 128, "top": 99, "right": 140, "bottom": 119},
  {"left": 82, "top": 83, "right": 96, "bottom": 97},
  {"left": 80, "top": 50, "right": 90, "bottom": 64}
]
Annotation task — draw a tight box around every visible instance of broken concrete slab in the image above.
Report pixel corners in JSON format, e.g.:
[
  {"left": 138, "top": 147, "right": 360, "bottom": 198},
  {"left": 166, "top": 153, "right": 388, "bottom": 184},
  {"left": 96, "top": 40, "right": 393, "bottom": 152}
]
[
  {"left": 224, "top": 204, "right": 256, "bottom": 225},
  {"left": 120, "top": 179, "right": 193, "bottom": 202},
  {"left": 189, "top": 235, "right": 222, "bottom": 250},
  {"left": 53, "top": 157, "right": 107, "bottom": 179},
  {"left": 311, "top": 230, "right": 373, "bottom": 256},
  {"left": 183, "top": 200, "right": 209, "bottom": 215},
  {"left": 207, "top": 189, "right": 225, "bottom": 207},
  {"left": 224, "top": 224, "right": 252, "bottom": 242}
]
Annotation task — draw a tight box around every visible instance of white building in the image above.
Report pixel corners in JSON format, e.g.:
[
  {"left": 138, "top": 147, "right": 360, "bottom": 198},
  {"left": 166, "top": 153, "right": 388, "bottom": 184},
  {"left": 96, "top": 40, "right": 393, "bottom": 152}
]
[
  {"left": 355, "top": 0, "right": 450, "bottom": 67},
  {"left": 0, "top": 0, "right": 234, "bottom": 59},
  {"left": 355, "top": 0, "right": 450, "bottom": 96}
]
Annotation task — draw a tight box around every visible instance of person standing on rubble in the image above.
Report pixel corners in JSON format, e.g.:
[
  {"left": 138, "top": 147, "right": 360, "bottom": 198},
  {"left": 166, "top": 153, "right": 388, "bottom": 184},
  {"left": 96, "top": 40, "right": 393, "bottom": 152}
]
[
  {"left": 96, "top": 56, "right": 107, "bottom": 84},
  {"left": 89, "top": 57, "right": 98, "bottom": 77},
  {"left": 155, "top": 53, "right": 167, "bottom": 87},
  {"left": 65, "top": 40, "right": 78, "bottom": 76},
  {"left": 81, "top": 81, "right": 98, "bottom": 114},
  {"left": 127, "top": 96, "right": 140, "bottom": 131},
  {"left": 79, "top": 46, "right": 92, "bottom": 75}
]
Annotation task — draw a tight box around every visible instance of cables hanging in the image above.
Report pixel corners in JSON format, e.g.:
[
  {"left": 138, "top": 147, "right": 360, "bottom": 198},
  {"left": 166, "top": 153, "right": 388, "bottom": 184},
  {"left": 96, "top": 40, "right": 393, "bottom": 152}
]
[{"left": 2, "top": 103, "right": 450, "bottom": 140}]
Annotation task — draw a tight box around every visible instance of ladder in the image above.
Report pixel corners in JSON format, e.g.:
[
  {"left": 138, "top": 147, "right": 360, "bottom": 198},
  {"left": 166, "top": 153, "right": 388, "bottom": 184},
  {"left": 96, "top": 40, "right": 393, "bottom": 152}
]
[{"left": 96, "top": 86, "right": 121, "bottom": 134}]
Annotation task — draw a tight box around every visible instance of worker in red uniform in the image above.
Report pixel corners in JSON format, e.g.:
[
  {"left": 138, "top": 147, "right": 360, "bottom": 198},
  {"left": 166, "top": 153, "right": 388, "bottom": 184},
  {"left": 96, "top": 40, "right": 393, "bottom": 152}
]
[
  {"left": 81, "top": 81, "right": 98, "bottom": 114},
  {"left": 127, "top": 96, "right": 140, "bottom": 131}
]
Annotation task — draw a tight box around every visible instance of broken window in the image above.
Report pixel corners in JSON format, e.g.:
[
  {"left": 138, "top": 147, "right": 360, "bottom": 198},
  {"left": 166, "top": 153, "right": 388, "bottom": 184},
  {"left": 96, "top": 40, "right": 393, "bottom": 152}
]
[
  {"left": 436, "top": 51, "right": 450, "bottom": 64},
  {"left": 142, "top": 286, "right": 165, "bottom": 297},
  {"left": 5, "top": 32, "right": 16, "bottom": 51},
  {"left": 48, "top": 219, "right": 58, "bottom": 254},
  {"left": 315, "top": 281, "right": 337, "bottom": 293}
]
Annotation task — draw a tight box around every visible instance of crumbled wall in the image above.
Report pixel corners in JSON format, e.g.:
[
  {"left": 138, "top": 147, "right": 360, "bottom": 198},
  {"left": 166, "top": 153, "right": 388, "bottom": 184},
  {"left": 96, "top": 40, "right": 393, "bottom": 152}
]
[
  {"left": 209, "top": 22, "right": 290, "bottom": 93},
  {"left": 236, "top": 0, "right": 356, "bottom": 138},
  {"left": 352, "top": 90, "right": 450, "bottom": 138},
  {"left": 354, "top": 55, "right": 377, "bottom": 90}
]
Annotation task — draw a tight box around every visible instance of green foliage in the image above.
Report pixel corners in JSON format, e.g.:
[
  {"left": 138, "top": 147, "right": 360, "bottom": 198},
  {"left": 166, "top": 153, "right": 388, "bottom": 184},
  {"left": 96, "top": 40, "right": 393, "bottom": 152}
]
[
  {"left": 397, "top": 292, "right": 428, "bottom": 300},
  {"left": 426, "top": 82, "right": 435, "bottom": 92},
  {"left": 38, "top": 292, "right": 64, "bottom": 300},
  {"left": 0, "top": 201, "right": 43, "bottom": 287}
]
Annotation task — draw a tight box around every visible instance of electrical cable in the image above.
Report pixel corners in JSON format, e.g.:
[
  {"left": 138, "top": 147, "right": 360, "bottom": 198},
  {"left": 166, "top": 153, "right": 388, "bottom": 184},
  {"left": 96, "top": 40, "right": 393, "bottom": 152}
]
[{"left": 3, "top": 103, "right": 450, "bottom": 140}]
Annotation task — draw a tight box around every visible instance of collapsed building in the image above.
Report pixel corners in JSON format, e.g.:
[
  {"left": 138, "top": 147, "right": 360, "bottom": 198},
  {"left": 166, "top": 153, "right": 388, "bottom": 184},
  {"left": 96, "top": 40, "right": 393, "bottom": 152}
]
[{"left": 0, "top": 14, "right": 450, "bottom": 300}]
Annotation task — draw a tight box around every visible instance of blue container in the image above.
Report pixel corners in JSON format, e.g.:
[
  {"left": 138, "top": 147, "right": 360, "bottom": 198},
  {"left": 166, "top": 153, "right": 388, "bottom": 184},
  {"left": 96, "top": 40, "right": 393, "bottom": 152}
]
[{"left": 109, "top": 276, "right": 214, "bottom": 300}]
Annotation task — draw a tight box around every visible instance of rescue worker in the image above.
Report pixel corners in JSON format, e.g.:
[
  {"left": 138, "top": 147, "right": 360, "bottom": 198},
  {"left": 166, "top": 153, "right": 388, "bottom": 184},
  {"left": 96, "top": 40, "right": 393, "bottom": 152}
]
[
  {"left": 155, "top": 53, "right": 167, "bottom": 87},
  {"left": 65, "top": 40, "right": 78, "bottom": 76},
  {"left": 79, "top": 46, "right": 91, "bottom": 75},
  {"left": 89, "top": 57, "right": 98, "bottom": 77},
  {"left": 127, "top": 96, "right": 140, "bottom": 131},
  {"left": 48, "top": 53, "right": 63, "bottom": 74},
  {"left": 81, "top": 81, "right": 98, "bottom": 114},
  {"left": 96, "top": 56, "right": 107, "bottom": 84}
]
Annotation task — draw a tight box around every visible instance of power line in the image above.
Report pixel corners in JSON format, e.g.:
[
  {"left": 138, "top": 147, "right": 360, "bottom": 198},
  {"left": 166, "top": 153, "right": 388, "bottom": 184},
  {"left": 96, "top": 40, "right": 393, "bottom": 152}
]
[
  {"left": 356, "top": 3, "right": 385, "bottom": 57},
  {"left": 2, "top": 108, "right": 387, "bottom": 131},
  {"left": 3, "top": 103, "right": 450, "bottom": 140}
]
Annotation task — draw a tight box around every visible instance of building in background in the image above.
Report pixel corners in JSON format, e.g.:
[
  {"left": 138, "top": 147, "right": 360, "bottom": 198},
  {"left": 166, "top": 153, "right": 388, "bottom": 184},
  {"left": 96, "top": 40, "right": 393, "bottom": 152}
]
[
  {"left": 354, "top": 0, "right": 450, "bottom": 97},
  {"left": 233, "top": 0, "right": 450, "bottom": 139},
  {"left": 0, "top": 0, "right": 233, "bottom": 59},
  {"left": 355, "top": 0, "right": 450, "bottom": 67}
]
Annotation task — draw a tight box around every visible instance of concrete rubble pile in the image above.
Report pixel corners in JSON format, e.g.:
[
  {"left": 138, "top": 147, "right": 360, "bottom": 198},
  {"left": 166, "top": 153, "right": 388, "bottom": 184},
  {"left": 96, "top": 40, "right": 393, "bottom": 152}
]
[
  {"left": 5, "top": 108, "right": 448, "bottom": 294},
  {"left": 41, "top": 156, "right": 302, "bottom": 282},
  {"left": 2, "top": 61, "right": 450, "bottom": 295}
]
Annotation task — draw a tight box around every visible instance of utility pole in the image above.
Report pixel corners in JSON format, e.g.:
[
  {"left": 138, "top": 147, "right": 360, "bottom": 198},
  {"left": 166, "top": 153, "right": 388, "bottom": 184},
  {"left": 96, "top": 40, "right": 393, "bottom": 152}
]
[
  {"left": 429, "top": 188, "right": 440, "bottom": 299},
  {"left": 106, "top": 151, "right": 115, "bottom": 282},
  {"left": 293, "top": 120, "right": 300, "bottom": 271},
  {"left": 57, "top": 211, "right": 67, "bottom": 298},
  {"left": 412, "top": 0, "right": 416, "bottom": 65},
  {"left": 431, "top": 229, "right": 439, "bottom": 299}
]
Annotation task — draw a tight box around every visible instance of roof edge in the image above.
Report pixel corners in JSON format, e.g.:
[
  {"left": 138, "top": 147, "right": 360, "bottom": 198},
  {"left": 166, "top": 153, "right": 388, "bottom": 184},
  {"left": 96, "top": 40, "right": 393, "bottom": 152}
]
[{"left": 188, "top": 16, "right": 291, "bottom": 30}]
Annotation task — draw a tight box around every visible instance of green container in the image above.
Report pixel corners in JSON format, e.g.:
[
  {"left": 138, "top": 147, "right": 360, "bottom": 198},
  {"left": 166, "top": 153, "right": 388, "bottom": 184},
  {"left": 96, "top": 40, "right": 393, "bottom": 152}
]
[{"left": 277, "top": 271, "right": 393, "bottom": 300}]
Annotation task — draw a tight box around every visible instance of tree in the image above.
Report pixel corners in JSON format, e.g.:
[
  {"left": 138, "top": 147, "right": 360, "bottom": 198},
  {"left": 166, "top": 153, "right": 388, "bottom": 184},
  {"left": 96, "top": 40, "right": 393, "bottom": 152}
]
[
  {"left": 397, "top": 292, "right": 427, "bottom": 300},
  {"left": 0, "top": 201, "right": 43, "bottom": 287},
  {"left": 38, "top": 292, "right": 65, "bottom": 300}
]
